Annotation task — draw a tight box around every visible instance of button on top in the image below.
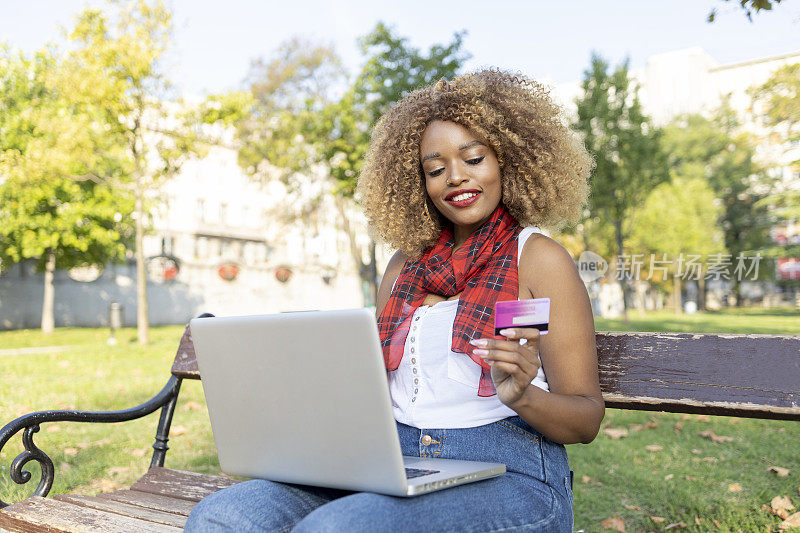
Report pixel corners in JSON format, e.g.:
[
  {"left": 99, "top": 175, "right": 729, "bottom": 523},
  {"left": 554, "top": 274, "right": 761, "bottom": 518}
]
[{"left": 421, "top": 435, "right": 432, "bottom": 446}]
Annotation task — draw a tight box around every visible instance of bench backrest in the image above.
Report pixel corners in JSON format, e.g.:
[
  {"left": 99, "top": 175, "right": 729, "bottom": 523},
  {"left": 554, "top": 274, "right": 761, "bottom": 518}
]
[{"left": 170, "top": 324, "right": 800, "bottom": 422}]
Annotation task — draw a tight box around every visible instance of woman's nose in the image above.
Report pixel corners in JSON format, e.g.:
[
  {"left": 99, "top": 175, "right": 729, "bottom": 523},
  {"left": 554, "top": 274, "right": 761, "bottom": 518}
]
[{"left": 447, "top": 174, "right": 467, "bottom": 186}]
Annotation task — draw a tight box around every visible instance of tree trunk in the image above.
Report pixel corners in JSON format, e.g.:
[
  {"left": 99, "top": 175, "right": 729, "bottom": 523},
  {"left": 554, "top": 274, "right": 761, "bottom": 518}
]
[
  {"left": 673, "top": 275, "right": 683, "bottom": 316},
  {"left": 135, "top": 180, "right": 149, "bottom": 344},
  {"left": 41, "top": 250, "right": 56, "bottom": 334},
  {"left": 333, "top": 196, "right": 373, "bottom": 306},
  {"left": 614, "top": 218, "right": 629, "bottom": 323},
  {"left": 698, "top": 276, "right": 706, "bottom": 312}
]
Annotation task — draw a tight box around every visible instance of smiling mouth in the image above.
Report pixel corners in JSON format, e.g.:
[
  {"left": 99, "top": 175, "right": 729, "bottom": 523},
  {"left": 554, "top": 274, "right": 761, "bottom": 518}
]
[{"left": 445, "top": 191, "right": 481, "bottom": 207}]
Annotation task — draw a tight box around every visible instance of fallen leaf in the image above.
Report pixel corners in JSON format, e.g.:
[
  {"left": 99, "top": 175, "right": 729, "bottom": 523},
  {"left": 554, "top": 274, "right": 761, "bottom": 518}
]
[
  {"left": 131, "top": 448, "right": 149, "bottom": 458},
  {"left": 581, "top": 475, "right": 591, "bottom": 483},
  {"left": 603, "top": 427, "right": 629, "bottom": 439},
  {"left": 107, "top": 466, "right": 129, "bottom": 476},
  {"left": 685, "top": 476, "right": 697, "bottom": 481},
  {"left": 694, "top": 516, "right": 703, "bottom": 526},
  {"left": 645, "top": 421, "right": 659, "bottom": 429},
  {"left": 601, "top": 515, "right": 626, "bottom": 532},
  {"left": 780, "top": 512, "right": 800, "bottom": 530},
  {"left": 623, "top": 504, "right": 642, "bottom": 511},
  {"left": 673, "top": 422, "right": 684, "bottom": 433},
  {"left": 665, "top": 474, "right": 674, "bottom": 480},
  {"left": 728, "top": 483, "right": 743, "bottom": 492},
  {"left": 645, "top": 444, "right": 663, "bottom": 452},
  {"left": 651, "top": 516, "right": 666, "bottom": 523},
  {"left": 696, "top": 414, "right": 710, "bottom": 422},
  {"left": 691, "top": 448, "right": 702, "bottom": 454},
  {"left": 171, "top": 425, "right": 188, "bottom": 436},
  {"left": 628, "top": 424, "right": 644, "bottom": 432},
  {"left": 97, "top": 478, "right": 120, "bottom": 493},
  {"left": 712, "top": 518, "right": 722, "bottom": 528},
  {"left": 769, "top": 466, "right": 791, "bottom": 477},
  {"left": 63, "top": 448, "right": 78, "bottom": 456},
  {"left": 181, "top": 400, "right": 204, "bottom": 412},
  {"left": 702, "top": 457, "right": 719, "bottom": 463},
  {"left": 698, "top": 429, "right": 734, "bottom": 443},
  {"left": 665, "top": 521, "right": 688, "bottom": 529},
  {"left": 771, "top": 495, "right": 796, "bottom": 519}
]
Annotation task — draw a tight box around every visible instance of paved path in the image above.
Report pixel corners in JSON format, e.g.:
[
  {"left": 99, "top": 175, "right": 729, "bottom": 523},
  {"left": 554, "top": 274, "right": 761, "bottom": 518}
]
[{"left": 0, "top": 346, "right": 76, "bottom": 356}]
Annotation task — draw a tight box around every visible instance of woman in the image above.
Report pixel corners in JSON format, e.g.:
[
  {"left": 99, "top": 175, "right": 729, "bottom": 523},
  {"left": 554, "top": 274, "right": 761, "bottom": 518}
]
[{"left": 186, "top": 69, "right": 603, "bottom": 532}]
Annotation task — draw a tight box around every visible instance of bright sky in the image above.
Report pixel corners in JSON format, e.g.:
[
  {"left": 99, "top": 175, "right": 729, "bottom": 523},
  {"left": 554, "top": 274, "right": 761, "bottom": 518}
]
[{"left": 2, "top": 0, "right": 799, "bottom": 97}]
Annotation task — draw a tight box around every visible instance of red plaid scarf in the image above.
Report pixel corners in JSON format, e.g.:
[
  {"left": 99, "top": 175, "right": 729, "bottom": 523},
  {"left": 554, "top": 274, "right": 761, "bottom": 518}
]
[{"left": 377, "top": 205, "right": 522, "bottom": 397}]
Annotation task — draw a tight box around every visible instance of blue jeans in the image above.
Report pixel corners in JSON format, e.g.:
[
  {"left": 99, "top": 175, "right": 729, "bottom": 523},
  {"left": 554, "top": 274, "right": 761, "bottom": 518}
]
[{"left": 185, "top": 417, "right": 574, "bottom": 532}]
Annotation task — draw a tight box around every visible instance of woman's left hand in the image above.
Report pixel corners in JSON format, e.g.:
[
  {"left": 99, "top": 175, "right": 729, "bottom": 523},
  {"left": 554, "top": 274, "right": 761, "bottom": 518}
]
[{"left": 469, "top": 328, "right": 542, "bottom": 408}]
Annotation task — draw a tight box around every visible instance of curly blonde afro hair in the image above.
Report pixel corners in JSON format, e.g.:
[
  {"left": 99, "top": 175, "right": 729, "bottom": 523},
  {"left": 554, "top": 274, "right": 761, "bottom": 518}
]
[{"left": 357, "top": 68, "right": 595, "bottom": 257}]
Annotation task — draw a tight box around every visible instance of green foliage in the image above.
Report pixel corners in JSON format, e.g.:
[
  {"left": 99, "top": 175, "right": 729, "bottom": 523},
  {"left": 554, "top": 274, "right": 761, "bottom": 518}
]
[
  {"left": 0, "top": 46, "right": 133, "bottom": 274},
  {"left": 750, "top": 63, "right": 800, "bottom": 137},
  {"left": 662, "top": 110, "right": 774, "bottom": 273},
  {"left": 573, "top": 53, "right": 669, "bottom": 257},
  {"left": 237, "top": 22, "right": 469, "bottom": 198},
  {"left": 630, "top": 177, "right": 724, "bottom": 276},
  {"left": 0, "top": 178, "right": 133, "bottom": 271},
  {"left": 707, "top": 0, "right": 784, "bottom": 22}
]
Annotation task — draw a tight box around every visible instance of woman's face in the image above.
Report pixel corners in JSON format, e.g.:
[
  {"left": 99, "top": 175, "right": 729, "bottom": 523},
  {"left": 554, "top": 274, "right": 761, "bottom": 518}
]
[{"left": 419, "top": 120, "right": 502, "bottom": 243}]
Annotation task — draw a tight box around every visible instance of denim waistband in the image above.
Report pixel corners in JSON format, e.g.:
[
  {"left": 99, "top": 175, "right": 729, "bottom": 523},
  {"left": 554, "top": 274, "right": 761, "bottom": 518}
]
[{"left": 396, "top": 416, "right": 571, "bottom": 499}]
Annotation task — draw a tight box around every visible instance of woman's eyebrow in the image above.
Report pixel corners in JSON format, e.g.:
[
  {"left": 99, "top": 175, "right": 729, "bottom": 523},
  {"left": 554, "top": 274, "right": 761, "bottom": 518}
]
[{"left": 421, "top": 141, "right": 486, "bottom": 163}]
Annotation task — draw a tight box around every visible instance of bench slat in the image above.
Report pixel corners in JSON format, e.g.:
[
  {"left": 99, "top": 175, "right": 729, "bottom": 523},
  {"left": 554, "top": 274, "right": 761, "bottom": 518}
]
[
  {"left": 130, "top": 467, "right": 240, "bottom": 501},
  {"left": 0, "top": 496, "right": 182, "bottom": 532},
  {"left": 98, "top": 490, "right": 197, "bottom": 516},
  {"left": 53, "top": 495, "right": 186, "bottom": 528},
  {"left": 597, "top": 332, "right": 800, "bottom": 420}
]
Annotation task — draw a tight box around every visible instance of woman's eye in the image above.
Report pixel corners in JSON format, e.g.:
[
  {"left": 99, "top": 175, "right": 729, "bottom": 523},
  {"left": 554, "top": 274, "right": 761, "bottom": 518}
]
[
  {"left": 427, "top": 168, "right": 444, "bottom": 177},
  {"left": 466, "top": 156, "right": 485, "bottom": 165}
]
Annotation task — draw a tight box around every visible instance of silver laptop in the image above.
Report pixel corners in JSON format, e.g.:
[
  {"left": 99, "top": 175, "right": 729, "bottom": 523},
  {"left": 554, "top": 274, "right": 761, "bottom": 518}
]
[{"left": 189, "top": 308, "right": 505, "bottom": 497}]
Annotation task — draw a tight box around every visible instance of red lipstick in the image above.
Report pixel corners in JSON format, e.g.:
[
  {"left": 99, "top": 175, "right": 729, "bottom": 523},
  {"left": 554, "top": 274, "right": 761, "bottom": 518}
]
[{"left": 445, "top": 189, "right": 481, "bottom": 207}]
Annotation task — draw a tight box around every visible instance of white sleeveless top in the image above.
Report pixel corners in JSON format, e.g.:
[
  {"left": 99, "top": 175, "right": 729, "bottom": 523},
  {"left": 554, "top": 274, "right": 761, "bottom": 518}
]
[{"left": 388, "top": 226, "right": 549, "bottom": 429}]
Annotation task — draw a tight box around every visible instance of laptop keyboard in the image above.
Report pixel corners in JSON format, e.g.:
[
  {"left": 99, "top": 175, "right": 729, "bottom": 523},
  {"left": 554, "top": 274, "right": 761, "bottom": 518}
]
[{"left": 405, "top": 467, "right": 440, "bottom": 479}]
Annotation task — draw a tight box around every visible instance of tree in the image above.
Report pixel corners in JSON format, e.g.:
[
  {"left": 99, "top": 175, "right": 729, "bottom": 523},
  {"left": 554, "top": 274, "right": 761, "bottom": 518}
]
[
  {"left": 707, "top": 0, "right": 785, "bottom": 22},
  {"left": 237, "top": 23, "right": 469, "bottom": 305},
  {"left": 629, "top": 177, "right": 724, "bottom": 314},
  {"left": 0, "top": 47, "right": 133, "bottom": 333},
  {"left": 749, "top": 63, "right": 800, "bottom": 263},
  {"left": 573, "top": 53, "right": 669, "bottom": 321},
  {"left": 662, "top": 109, "right": 774, "bottom": 305},
  {"left": 63, "top": 0, "right": 206, "bottom": 343}
]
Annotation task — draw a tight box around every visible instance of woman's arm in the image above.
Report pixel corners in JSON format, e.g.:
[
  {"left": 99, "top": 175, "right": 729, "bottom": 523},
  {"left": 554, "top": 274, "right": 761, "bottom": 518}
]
[
  {"left": 375, "top": 250, "right": 409, "bottom": 318},
  {"left": 474, "top": 235, "right": 605, "bottom": 444}
]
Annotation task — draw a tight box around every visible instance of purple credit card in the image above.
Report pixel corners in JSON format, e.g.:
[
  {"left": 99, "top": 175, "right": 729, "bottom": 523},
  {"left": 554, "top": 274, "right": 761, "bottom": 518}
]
[{"left": 494, "top": 298, "right": 550, "bottom": 336}]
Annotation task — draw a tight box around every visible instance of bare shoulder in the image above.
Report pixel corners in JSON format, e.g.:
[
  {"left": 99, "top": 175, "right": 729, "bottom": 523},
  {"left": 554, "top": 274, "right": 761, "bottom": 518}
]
[
  {"left": 376, "top": 250, "right": 410, "bottom": 317},
  {"left": 518, "top": 233, "right": 581, "bottom": 297}
]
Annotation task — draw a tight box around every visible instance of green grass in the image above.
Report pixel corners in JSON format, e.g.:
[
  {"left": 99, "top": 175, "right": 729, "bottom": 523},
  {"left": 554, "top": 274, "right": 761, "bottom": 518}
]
[{"left": 1, "top": 307, "right": 798, "bottom": 531}]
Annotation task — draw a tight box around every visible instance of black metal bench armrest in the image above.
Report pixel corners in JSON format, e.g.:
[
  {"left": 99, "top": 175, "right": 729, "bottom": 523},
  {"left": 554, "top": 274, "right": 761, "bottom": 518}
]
[{"left": 0, "top": 375, "right": 182, "bottom": 508}]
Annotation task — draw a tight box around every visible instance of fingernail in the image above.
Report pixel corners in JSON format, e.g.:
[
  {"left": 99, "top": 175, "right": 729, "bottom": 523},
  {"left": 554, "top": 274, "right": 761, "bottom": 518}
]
[
  {"left": 469, "top": 338, "right": 488, "bottom": 347},
  {"left": 499, "top": 329, "right": 514, "bottom": 336},
  {"left": 473, "top": 349, "right": 488, "bottom": 357}
]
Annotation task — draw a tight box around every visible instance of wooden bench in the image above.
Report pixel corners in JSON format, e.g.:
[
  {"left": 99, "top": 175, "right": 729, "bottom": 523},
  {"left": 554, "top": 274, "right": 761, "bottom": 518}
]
[{"left": 1, "top": 322, "right": 798, "bottom": 532}]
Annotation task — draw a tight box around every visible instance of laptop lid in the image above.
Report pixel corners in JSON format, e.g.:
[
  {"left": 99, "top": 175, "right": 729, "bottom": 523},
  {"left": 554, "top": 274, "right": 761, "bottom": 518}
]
[{"left": 189, "top": 308, "right": 409, "bottom": 495}]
